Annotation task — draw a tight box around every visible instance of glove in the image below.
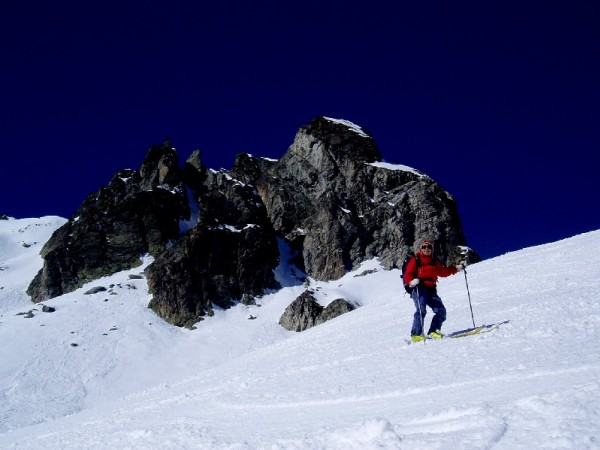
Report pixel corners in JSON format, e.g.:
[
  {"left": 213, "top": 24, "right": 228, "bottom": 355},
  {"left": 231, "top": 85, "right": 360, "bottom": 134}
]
[
  {"left": 456, "top": 264, "right": 465, "bottom": 272},
  {"left": 409, "top": 278, "right": 420, "bottom": 288}
]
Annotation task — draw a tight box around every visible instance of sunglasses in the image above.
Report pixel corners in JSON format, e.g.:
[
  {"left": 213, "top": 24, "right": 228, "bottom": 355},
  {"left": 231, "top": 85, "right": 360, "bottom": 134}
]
[{"left": 421, "top": 245, "right": 433, "bottom": 250}]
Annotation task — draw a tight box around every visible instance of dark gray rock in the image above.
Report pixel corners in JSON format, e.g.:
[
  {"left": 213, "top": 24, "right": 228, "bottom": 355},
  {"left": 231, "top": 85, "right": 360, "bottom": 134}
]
[
  {"left": 27, "top": 116, "right": 476, "bottom": 328},
  {"left": 279, "top": 291, "right": 356, "bottom": 332},
  {"left": 278, "top": 291, "right": 323, "bottom": 332},
  {"left": 27, "top": 141, "right": 189, "bottom": 302},
  {"left": 146, "top": 224, "right": 279, "bottom": 328},
  {"left": 315, "top": 298, "right": 356, "bottom": 325},
  {"left": 236, "top": 116, "right": 475, "bottom": 280},
  {"left": 240, "top": 293, "right": 256, "bottom": 306},
  {"left": 146, "top": 168, "right": 279, "bottom": 328},
  {"left": 181, "top": 149, "right": 207, "bottom": 190},
  {"left": 84, "top": 286, "right": 107, "bottom": 295}
]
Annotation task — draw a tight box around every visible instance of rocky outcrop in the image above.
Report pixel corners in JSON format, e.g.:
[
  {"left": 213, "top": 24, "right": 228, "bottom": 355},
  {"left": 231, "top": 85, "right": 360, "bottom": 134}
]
[
  {"left": 27, "top": 142, "right": 188, "bottom": 301},
  {"left": 278, "top": 291, "right": 356, "bottom": 332},
  {"left": 146, "top": 168, "right": 279, "bottom": 328},
  {"left": 27, "top": 143, "right": 281, "bottom": 328},
  {"left": 234, "top": 116, "right": 474, "bottom": 280},
  {"left": 316, "top": 298, "right": 356, "bottom": 325},
  {"left": 278, "top": 292, "right": 322, "bottom": 332},
  {"left": 28, "top": 116, "right": 476, "bottom": 328}
]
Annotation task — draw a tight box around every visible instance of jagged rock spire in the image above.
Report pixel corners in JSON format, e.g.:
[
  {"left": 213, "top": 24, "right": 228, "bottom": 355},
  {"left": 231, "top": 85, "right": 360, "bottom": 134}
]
[{"left": 27, "top": 117, "right": 476, "bottom": 327}]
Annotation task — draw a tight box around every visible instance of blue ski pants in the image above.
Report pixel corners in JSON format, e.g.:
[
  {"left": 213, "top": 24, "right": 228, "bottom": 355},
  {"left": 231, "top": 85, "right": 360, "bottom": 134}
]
[{"left": 411, "top": 286, "right": 447, "bottom": 336}]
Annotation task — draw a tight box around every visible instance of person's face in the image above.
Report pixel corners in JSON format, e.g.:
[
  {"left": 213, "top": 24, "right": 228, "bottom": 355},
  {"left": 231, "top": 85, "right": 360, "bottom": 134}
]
[{"left": 421, "top": 244, "right": 433, "bottom": 255}]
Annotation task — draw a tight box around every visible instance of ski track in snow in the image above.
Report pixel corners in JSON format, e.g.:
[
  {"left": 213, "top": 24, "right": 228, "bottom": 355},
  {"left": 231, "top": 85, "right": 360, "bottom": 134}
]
[{"left": 1, "top": 218, "right": 599, "bottom": 448}]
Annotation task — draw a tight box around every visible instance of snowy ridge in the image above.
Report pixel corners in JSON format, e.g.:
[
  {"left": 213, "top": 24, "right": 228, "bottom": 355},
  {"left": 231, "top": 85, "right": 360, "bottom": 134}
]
[
  {"left": 368, "top": 161, "right": 427, "bottom": 178},
  {"left": 1, "top": 218, "right": 599, "bottom": 448},
  {"left": 323, "top": 117, "right": 369, "bottom": 138}
]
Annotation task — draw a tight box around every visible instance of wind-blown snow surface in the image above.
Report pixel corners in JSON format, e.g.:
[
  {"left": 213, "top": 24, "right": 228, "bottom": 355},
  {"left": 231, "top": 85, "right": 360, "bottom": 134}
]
[{"left": 1, "top": 217, "right": 599, "bottom": 449}]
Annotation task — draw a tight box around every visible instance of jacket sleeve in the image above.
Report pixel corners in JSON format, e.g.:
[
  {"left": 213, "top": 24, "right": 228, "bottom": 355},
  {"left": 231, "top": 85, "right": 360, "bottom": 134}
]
[
  {"left": 403, "top": 257, "right": 418, "bottom": 285},
  {"left": 435, "top": 260, "right": 459, "bottom": 278}
]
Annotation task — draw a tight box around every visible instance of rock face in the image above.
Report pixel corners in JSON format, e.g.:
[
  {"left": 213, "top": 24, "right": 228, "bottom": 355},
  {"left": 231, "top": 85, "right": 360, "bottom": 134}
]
[
  {"left": 278, "top": 291, "right": 356, "bottom": 332},
  {"left": 145, "top": 167, "right": 279, "bottom": 328},
  {"left": 28, "top": 116, "right": 477, "bottom": 328},
  {"left": 234, "top": 116, "right": 473, "bottom": 280},
  {"left": 27, "top": 142, "right": 187, "bottom": 301}
]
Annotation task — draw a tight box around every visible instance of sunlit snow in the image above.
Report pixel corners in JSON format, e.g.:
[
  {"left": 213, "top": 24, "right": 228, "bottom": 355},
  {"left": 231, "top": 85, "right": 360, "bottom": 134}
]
[
  {"left": 1, "top": 217, "right": 599, "bottom": 448},
  {"left": 368, "top": 161, "right": 426, "bottom": 178},
  {"left": 323, "top": 117, "right": 370, "bottom": 138}
]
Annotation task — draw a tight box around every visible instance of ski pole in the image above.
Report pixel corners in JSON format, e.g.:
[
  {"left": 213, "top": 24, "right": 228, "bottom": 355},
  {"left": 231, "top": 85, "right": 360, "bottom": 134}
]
[{"left": 464, "top": 269, "right": 476, "bottom": 328}]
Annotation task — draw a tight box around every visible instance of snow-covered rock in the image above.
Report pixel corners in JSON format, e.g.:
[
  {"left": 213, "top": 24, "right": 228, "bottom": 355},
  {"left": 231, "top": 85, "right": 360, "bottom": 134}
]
[{"left": 28, "top": 116, "right": 472, "bottom": 328}]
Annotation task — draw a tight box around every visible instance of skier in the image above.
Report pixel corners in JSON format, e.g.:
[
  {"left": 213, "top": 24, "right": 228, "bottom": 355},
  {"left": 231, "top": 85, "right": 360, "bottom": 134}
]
[{"left": 403, "top": 239, "right": 465, "bottom": 342}]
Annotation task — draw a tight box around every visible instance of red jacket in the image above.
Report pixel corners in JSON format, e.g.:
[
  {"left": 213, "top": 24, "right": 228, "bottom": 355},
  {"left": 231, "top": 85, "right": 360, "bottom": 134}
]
[{"left": 403, "top": 252, "right": 458, "bottom": 289}]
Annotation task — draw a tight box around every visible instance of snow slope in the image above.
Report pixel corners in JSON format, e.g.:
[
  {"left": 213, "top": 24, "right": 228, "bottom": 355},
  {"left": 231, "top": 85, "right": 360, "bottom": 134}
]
[{"left": 1, "top": 217, "right": 599, "bottom": 449}]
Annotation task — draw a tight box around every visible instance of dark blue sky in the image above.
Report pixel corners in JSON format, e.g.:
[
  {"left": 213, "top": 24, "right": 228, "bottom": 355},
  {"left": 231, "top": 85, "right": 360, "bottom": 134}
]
[{"left": 1, "top": 1, "right": 598, "bottom": 259}]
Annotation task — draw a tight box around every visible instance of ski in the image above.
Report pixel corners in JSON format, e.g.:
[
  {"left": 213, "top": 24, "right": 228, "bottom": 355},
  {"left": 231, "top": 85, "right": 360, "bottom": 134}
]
[
  {"left": 405, "top": 321, "right": 508, "bottom": 344},
  {"left": 448, "top": 320, "right": 509, "bottom": 339},
  {"left": 448, "top": 325, "right": 499, "bottom": 339}
]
